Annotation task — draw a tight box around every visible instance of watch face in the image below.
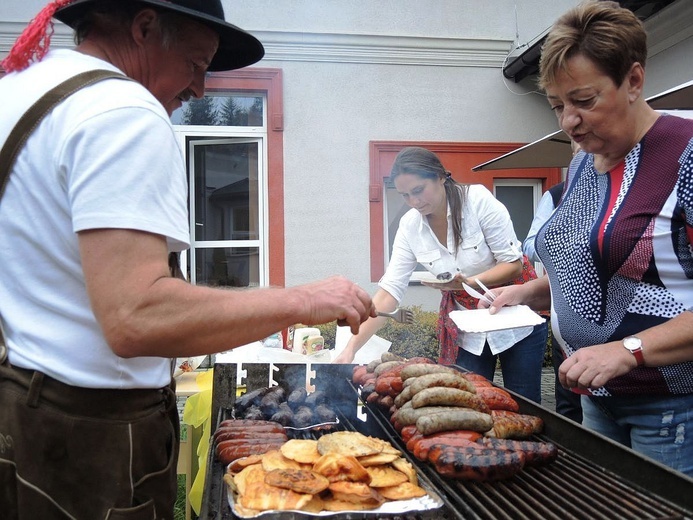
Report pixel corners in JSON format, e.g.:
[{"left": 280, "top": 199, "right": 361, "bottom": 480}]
[{"left": 624, "top": 337, "right": 642, "bottom": 351}]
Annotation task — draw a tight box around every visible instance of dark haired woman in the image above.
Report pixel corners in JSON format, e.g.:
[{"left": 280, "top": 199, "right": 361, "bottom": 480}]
[{"left": 334, "top": 146, "right": 547, "bottom": 403}]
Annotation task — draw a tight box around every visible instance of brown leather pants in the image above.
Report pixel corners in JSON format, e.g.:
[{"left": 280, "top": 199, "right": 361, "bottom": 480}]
[{"left": 0, "top": 360, "right": 179, "bottom": 520}]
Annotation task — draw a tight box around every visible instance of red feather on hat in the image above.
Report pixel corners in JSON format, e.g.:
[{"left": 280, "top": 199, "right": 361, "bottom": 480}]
[{"left": 2, "top": 0, "right": 74, "bottom": 72}]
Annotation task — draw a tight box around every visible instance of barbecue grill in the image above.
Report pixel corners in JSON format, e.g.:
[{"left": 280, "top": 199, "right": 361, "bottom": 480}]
[{"left": 199, "top": 362, "right": 693, "bottom": 520}]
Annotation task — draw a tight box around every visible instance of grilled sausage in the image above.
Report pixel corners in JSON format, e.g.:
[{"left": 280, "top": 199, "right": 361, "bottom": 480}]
[
  {"left": 399, "top": 425, "right": 420, "bottom": 443},
  {"left": 352, "top": 365, "right": 368, "bottom": 385},
  {"left": 485, "top": 410, "right": 544, "bottom": 439},
  {"left": 475, "top": 387, "right": 519, "bottom": 412},
  {"left": 214, "top": 428, "right": 288, "bottom": 444},
  {"left": 461, "top": 372, "right": 491, "bottom": 383},
  {"left": 416, "top": 409, "right": 493, "bottom": 435},
  {"left": 374, "top": 360, "right": 404, "bottom": 377},
  {"left": 380, "top": 352, "right": 406, "bottom": 363},
  {"left": 374, "top": 375, "right": 403, "bottom": 397},
  {"left": 376, "top": 394, "right": 395, "bottom": 410},
  {"left": 400, "top": 364, "right": 460, "bottom": 381},
  {"left": 407, "top": 431, "right": 482, "bottom": 461},
  {"left": 410, "top": 387, "right": 489, "bottom": 413},
  {"left": 394, "top": 385, "right": 415, "bottom": 408},
  {"left": 365, "top": 391, "right": 380, "bottom": 405},
  {"left": 394, "top": 405, "right": 464, "bottom": 426},
  {"left": 408, "top": 372, "right": 477, "bottom": 395},
  {"left": 366, "top": 359, "right": 382, "bottom": 373},
  {"left": 427, "top": 444, "right": 525, "bottom": 481},
  {"left": 477, "top": 438, "right": 558, "bottom": 467},
  {"left": 215, "top": 435, "right": 288, "bottom": 457},
  {"left": 217, "top": 419, "right": 285, "bottom": 432},
  {"left": 216, "top": 440, "right": 287, "bottom": 465},
  {"left": 406, "top": 429, "right": 481, "bottom": 451}
]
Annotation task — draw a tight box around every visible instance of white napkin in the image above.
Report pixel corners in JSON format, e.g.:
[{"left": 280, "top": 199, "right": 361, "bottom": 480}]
[{"left": 449, "top": 305, "right": 544, "bottom": 333}]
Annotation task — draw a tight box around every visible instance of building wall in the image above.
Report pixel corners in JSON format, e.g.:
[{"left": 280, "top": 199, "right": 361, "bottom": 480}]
[
  {"left": 2, "top": 0, "right": 690, "bottom": 311},
  {"left": 219, "top": 1, "right": 580, "bottom": 310}
]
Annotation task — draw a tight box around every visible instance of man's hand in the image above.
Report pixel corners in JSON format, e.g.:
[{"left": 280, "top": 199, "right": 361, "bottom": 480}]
[{"left": 296, "top": 276, "right": 376, "bottom": 335}]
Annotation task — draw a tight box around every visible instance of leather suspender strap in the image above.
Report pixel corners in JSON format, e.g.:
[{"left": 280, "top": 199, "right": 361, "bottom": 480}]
[{"left": 0, "top": 69, "right": 128, "bottom": 363}]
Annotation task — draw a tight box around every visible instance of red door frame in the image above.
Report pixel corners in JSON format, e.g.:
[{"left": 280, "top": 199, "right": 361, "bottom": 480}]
[{"left": 206, "top": 68, "right": 285, "bottom": 286}]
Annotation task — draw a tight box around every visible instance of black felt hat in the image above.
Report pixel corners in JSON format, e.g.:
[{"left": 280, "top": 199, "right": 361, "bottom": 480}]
[{"left": 54, "top": 0, "right": 264, "bottom": 71}]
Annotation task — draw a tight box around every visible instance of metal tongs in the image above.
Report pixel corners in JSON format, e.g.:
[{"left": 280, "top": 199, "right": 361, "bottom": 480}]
[{"left": 462, "top": 279, "right": 497, "bottom": 306}]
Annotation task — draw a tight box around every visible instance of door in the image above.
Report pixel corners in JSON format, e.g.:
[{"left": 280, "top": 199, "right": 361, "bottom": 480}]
[{"left": 187, "top": 138, "right": 266, "bottom": 287}]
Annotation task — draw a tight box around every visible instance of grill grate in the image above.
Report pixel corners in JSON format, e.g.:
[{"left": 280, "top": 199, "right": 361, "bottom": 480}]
[
  {"left": 363, "top": 386, "right": 690, "bottom": 520},
  {"left": 199, "top": 363, "right": 693, "bottom": 520}
]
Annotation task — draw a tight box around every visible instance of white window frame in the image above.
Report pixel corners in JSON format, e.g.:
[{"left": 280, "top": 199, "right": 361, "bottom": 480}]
[
  {"left": 173, "top": 122, "right": 269, "bottom": 287},
  {"left": 493, "top": 178, "right": 544, "bottom": 274}
]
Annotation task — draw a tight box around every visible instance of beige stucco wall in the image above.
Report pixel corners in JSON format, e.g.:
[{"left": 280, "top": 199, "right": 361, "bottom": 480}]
[{"left": 1, "top": 0, "right": 690, "bottom": 311}]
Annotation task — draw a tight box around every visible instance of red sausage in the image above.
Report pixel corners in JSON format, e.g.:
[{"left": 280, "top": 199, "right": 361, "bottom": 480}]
[
  {"left": 475, "top": 387, "right": 520, "bottom": 412},
  {"left": 427, "top": 444, "right": 525, "bottom": 481},
  {"left": 217, "top": 440, "right": 287, "bottom": 465},
  {"left": 477, "top": 438, "right": 558, "bottom": 467},
  {"left": 410, "top": 436, "right": 479, "bottom": 461},
  {"left": 214, "top": 429, "right": 288, "bottom": 444}
]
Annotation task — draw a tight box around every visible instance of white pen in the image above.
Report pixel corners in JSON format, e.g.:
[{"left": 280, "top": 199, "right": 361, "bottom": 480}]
[{"left": 461, "top": 282, "right": 494, "bottom": 306}]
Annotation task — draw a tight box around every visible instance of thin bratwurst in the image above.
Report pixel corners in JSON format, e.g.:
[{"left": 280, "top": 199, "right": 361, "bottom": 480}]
[
  {"left": 410, "top": 387, "right": 489, "bottom": 413},
  {"left": 416, "top": 409, "right": 493, "bottom": 435}
]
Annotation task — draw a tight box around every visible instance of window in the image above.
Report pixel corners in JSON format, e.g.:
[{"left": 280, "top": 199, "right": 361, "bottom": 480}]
[
  {"left": 171, "top": 95, "right": 263, "bottom": 126},
  {"left": 171, "top": 68, "right": 285, "bottom": 287},
  {"left": 494, "top": 179, "right": 543, "bottom": 245},
  {"left": 187, "top": 138, "right": 265, "bottom": 287}
]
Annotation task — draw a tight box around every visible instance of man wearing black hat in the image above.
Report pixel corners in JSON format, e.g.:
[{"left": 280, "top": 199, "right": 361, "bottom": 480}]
[{"left": 0, "top": 1, "right": 375, "bottom": 517}]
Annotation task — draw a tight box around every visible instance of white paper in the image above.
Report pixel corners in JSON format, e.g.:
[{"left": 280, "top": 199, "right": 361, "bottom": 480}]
[
  {"left": 215, "top": 342, "right": 334, "bottom": 364},
  {"left": 449, "top": 305, "right": 544, "bottom": 332},
  {"left": 333, "top": 326, "right": 392, "bottom": 364}
]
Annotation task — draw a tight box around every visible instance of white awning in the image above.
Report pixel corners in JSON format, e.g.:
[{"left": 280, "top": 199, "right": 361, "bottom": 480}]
[
  {"left": 471, "top": 130, "right": 571, "bottom": 171},
  {"left": 472, "top": 80, "right": 693, "bottom": 171},
  {"left": 647, "top": 79, "right": 693, "bottom": 110}
]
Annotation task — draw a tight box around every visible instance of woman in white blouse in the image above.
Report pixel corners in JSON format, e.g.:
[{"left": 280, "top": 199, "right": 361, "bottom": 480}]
[{"left": 334, "top": 147, "right": 548, "bottom": 402}]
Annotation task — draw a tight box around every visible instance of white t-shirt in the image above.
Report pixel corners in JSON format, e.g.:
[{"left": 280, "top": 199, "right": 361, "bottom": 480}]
[
  {"left": 379, "top": 184, "right": 531, "bottom": 355},
  {"left": 0, "top": 50, "right": 190, "bottom": 389}
]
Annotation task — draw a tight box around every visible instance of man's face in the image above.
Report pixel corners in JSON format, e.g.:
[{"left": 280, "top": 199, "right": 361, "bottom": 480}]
[{"left": 140, "top": 17, "right": 219, "bottom": 115}]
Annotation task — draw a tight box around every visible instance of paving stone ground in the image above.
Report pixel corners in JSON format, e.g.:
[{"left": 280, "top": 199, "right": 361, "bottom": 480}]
[{"left": 493, "top": 367, "right": 557, "bottom": 412}]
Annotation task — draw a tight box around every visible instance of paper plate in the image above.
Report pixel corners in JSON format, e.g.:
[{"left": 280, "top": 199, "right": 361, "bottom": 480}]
[{"left": 173, "top": 355, "right": 207, "bottom": 378}]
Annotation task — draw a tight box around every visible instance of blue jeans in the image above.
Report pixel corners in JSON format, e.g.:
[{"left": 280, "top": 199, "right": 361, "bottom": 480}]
[
  {"left": 582, "top": 393, "right": 693, "bottom": 477},
  {"left": 455, "top": 321, "right": 547, "bottom": 403}
]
